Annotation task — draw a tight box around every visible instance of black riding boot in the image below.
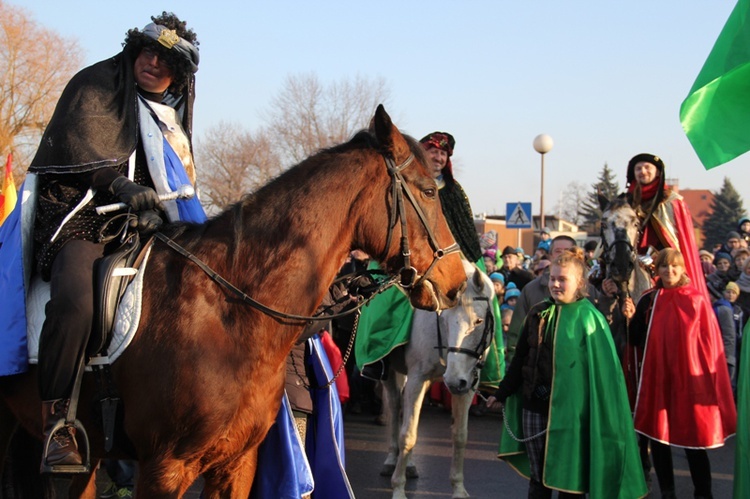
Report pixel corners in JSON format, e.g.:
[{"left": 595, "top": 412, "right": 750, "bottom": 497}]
[{"left": 41, "top": 399, "right": 83, "bottom": 470}]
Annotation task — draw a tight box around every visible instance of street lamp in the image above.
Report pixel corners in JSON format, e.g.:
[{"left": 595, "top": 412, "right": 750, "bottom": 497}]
[{"left": 533, "top": 134, "right": 554, "bottom": 233}]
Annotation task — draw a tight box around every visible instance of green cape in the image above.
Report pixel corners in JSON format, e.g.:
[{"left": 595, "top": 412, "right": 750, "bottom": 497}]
[
  {"left": 498, "top": 299, "right": 647, "bottom": 499},
  {"left": 355, "top": 260, "right": 505, "bottom": 387},
  {"left": 734, "top": 319, "right": 750, "bottom": 499}
]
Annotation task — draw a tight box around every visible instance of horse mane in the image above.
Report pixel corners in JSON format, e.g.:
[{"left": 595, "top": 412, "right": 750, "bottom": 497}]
[
  {"left": 169, "top": 128, "right": 427, "bottom": 241},
  {"left": 152, "top": 127, "right": 430, "bottom": 308},
  {"left": 603, "top": 193, "right": 630, "bottom": 213}
]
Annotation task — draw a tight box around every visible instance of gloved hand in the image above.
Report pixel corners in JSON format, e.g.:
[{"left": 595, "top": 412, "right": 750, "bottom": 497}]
[
  {"left": 109, "top": 177, "right": 163, "bottom": 212},
  {"left": 130, "top": 210, "right": 163, "bottom": 234}
]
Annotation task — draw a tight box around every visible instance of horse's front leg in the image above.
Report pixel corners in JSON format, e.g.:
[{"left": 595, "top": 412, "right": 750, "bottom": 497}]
[
  {"left": 202, "top": 448, "right": 258, "bottom": 499},
  {"left": 449, "top": 391, "right": 473, "bottom": 498},
  {"left": 380, "top": 370, "right": 404, "bottom": 477},
  {"left": 390, "top": 374, "right": 431, "bottom": 499},
  {"left": 135, "top": 456, "right": 201, "bottom": 498}
]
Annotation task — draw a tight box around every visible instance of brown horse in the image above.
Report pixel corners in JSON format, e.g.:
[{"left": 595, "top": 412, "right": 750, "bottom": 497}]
[{"left": 0, "top": 105, "right": 466, "bottom": 497}]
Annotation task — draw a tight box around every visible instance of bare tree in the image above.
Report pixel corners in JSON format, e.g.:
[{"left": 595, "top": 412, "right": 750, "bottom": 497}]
[
  {"left": 555, "top": 181, "right": 588, "bottom": 226},
  {"left": 0, "top": 1, "right": 83, "bottom": 175},
  {"left": 194, "top": 122, "right": 283, "bottom": 211},
  {"left": 264, "top": 72, "right": 390, "bottom": 165}
]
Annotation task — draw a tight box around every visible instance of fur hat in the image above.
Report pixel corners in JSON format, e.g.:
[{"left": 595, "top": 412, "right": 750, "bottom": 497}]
[{"left": 626, "top": 153, "right": 665, "bottom": 186}]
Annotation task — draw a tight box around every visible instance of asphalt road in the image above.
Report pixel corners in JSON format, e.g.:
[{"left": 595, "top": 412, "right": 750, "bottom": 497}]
[
  {"left": 103, "top": 398, "right": 736, "bottom": 498},
  {"left": 343, "top": 402, "right": 737, "bottom": 499}
]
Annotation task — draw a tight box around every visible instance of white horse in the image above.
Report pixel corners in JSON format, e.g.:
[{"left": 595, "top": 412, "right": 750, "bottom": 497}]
[
  {"left": 599, "top": 192, "right": 653, "bottom": 360},
  {"left": 598, "top": 192, "right": 653, "bottom": 305},
  {"left": 380, "top": 260, "right": 495, "bottom": 499}
]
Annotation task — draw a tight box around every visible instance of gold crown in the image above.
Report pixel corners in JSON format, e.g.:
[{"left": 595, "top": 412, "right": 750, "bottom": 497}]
[{"left": 157, "top": 29, "right": 180, "bottom": 49}]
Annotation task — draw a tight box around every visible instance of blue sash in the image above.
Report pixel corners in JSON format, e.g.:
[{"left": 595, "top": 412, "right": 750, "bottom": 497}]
[
  {"left": 163, "top": 139, "right": 206, "bottom": 223},
  {"left": 0, "top": 189, "right": 28, "bottom": 375}
]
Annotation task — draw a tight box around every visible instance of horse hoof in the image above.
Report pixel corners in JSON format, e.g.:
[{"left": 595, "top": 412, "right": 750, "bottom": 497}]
[
  {"left": 380, "top": 464, "right": 395, "bottom": 476},
  {"left": 405, "top": 465, "right": 419, "bottom": 479}
]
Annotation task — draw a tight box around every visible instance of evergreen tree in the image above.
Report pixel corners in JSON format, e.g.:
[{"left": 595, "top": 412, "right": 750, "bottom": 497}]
[
  {"left": 580, "top": 163, "right": 621, "bottom": 234},
  {"left": 702, "top": 177, "right": 746, "bottom": 250}
]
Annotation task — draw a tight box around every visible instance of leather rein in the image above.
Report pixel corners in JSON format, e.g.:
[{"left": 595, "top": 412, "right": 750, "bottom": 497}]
[{"left": 154, "top": 152, "right": 459, "bottom": 323}]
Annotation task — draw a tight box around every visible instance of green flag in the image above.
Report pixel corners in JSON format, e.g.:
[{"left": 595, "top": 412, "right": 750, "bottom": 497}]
[
  {"left": 735, "top": 319, "right": 750, "bottom": 499},
  {"left": 680, "top": 0, "right": 750, "bottom": 169}
]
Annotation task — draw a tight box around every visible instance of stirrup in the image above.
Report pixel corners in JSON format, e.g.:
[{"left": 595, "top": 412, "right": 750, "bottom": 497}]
[
  {"left": 41, "top": 418, "right": 90, "bottom": 474},
  {"left": 40, "top": 418, "right": 90, "bottom": 474}
]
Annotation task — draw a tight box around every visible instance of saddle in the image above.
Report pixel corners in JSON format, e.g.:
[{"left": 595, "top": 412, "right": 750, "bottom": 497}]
[{"left": 88, "top": 233, "right": 152, "bottom": 358}]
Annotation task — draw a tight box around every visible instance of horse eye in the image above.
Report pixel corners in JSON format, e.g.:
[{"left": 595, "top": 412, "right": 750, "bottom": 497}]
[{"left": 423, "top": 188, "right": 436, "bottom": 198}]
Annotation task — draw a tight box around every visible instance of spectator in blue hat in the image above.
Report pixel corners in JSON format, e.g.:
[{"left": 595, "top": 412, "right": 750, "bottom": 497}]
[
  {"left": 489, "top": 272, "right": 505, "bottom": 302},
  {"left": 504, "top": 284, "right": 521, "bottom": 309},
  {"left": 537, "top": 228, "right": 552, "bottom": 253}
]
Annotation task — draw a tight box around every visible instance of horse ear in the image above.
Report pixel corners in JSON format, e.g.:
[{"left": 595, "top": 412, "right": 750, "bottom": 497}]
[
  {"left": 597, "top": 189, "right": 609, "bottom": 211},
  {"left": 371, "top": 104, "right": 411, "bottom": 163},
  {"left": 472, "top": 266, "right": 484, "bottom": 291}
]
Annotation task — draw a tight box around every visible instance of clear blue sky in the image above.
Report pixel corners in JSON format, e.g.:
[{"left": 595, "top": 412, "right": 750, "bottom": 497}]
[{"left": 21, "top": 0, "right": 750, "bottom": 217}]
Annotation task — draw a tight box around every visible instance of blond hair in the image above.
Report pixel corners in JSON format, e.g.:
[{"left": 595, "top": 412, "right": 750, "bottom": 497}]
[{"left": 551, "top": 247, "right": 589, "bottom": 299}]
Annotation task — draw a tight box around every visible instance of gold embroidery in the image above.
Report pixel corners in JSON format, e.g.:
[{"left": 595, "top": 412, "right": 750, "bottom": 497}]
[{"left": 157, "top": 29, "right": 180, "bottom": 49}]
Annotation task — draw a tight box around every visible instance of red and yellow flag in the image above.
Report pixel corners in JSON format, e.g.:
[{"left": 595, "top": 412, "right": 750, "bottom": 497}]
[{"left": 0, "top": 154, "right": 17, "bottom": 226}]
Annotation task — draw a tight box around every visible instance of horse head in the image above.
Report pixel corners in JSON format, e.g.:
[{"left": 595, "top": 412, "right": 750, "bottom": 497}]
[
  {"left": 364, "top": 105, "right": 465, "bottom": 311},
  {"left": 599, "top": 192, "right": 639, "bottom": 294},
  {"left": 442, "top": 260, "right": 495, "bottom": 395}
]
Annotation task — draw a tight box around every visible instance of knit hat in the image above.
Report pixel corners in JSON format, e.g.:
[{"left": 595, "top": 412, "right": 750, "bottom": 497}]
[
  {"left": 506, "top": 282, "right": 518, "bottom": 290},
  {"left": 504, "top": 288, "right": 521, "bottom": 300},
  {"left": 714, "top": 252, "right": 732, "bottom": 264},
  {"left": 725, "top": 282, "right": 740, "bottom": 294},
  {"left": 726, "top": 231, "right": 741, "bottom": 241},
  {"left": 489, "top": 272, "right": 505, "bottom": 284}
]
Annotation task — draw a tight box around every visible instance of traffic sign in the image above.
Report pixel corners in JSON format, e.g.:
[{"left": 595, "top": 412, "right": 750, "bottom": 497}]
[{"left": 506, "top": 202, "right": 532, "bottom": 229}]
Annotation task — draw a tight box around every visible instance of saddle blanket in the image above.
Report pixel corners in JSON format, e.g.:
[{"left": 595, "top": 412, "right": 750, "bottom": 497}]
[{"left": 26, "top": 246, "right": 152, "bottom": 365}]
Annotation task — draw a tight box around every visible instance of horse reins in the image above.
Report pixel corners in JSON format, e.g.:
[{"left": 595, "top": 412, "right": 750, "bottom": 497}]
[
  {"left": 152, "top": 151, "right": 458, "bottom": 323},
  {"left": 382, "top": 154, "right": 461, "bottom": 289}
]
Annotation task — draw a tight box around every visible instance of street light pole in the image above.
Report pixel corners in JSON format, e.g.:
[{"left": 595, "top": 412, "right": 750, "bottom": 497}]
[{"left": 533, "top": 134, "right": 554, "bottom": 233}]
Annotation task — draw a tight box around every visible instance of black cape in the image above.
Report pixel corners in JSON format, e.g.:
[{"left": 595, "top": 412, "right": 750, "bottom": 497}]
[{"left": 29, "top": 50, "right": 194, "bottom": 175}]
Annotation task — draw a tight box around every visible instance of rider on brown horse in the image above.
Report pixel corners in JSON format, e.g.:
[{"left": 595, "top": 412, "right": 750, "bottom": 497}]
[{"left": 27, "top": 12, "right": 203, "bottom": 470}]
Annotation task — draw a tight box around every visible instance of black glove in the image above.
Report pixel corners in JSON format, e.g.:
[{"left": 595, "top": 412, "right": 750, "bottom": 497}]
[
  {"left": 130, "top": 210, "right": 163, "bottom": 234},
  {"left": 109, "top": 177, "right": 163, "bottom": 212}
]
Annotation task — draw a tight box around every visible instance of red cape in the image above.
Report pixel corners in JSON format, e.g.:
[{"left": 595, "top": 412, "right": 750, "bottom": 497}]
[{"left": 634, "top": 286, "right": 736, "bottom": 448}]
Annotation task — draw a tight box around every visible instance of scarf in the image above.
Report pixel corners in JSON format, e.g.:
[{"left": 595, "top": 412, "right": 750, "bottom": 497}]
[{"left": 737, "top": 272, "right": 750, "bottom": 293}]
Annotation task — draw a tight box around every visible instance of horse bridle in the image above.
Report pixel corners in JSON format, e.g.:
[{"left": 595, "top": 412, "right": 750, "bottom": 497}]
[
  {"left": 436, "top": 296, "right": 495, "bottom": 367},
  {"left": 153, "top": 152, "right": 459, "bottom": 323},
  {"left": 382, "top": 154, "right": 461, "bottom": 289},
  {"left": 599, "top": 222, "right": 638, "bottom": 296}
]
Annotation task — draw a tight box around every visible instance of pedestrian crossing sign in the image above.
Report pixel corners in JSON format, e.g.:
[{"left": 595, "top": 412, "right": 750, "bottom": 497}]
[{"left": 506, "top": 202, "right": 532, "bottom": 229}]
